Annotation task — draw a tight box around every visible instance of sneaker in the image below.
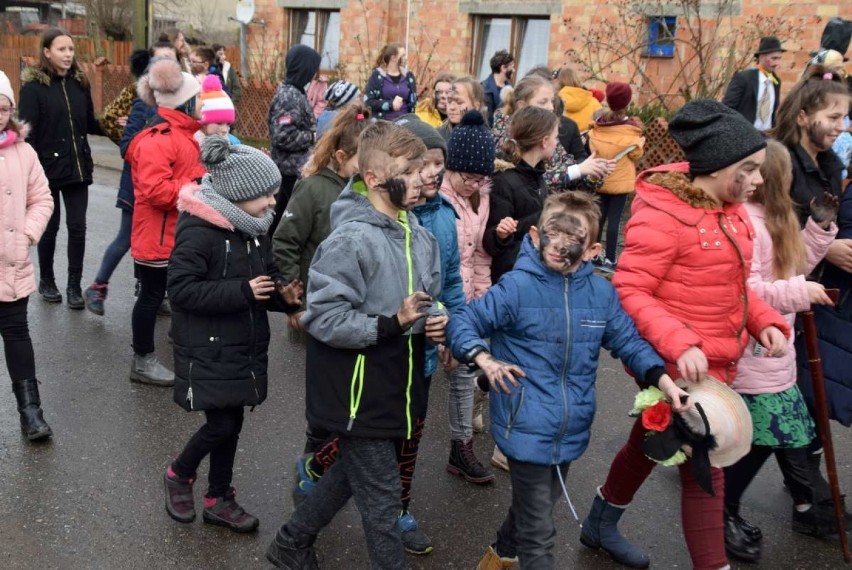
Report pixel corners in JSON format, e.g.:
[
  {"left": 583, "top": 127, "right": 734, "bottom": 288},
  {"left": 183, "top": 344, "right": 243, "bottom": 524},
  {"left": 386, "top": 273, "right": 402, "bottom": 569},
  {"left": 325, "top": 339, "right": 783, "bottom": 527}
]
[
  {"left": 476, "top": 545, "right": 519, "bottom": 569},
  {"left": 202, "top": 488, "right": 259, "bottom": 533},
  {"left": 163, "top": 466, "right": 196, "bottom": 523},
  {"left": 490, "top": 445, "right": 510, "bottom": 472},
  {"left": 447, "top": 438, "right": 495, "bottom": 484},
  {"left": 84, "top": 283, "right": 108, "bottom": 316},
  {"left": 398, "top": 510, "right": 433, "bottom": 555},
  {"left": 266, "top": 526, "right": 319, "bottom": 569},
  {"left": 597, "top": 258, "right": 617, "bottom": 274},
  {"left": 292, "top": 453, "right": 319, "bottom": 506}
]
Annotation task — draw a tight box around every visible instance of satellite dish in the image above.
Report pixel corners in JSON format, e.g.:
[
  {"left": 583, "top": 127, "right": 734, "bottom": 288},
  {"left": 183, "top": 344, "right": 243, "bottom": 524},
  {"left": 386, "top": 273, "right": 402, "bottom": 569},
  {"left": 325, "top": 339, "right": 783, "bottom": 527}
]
[{"left": 235, "top": 0, "right": 255, "bottom": 25}]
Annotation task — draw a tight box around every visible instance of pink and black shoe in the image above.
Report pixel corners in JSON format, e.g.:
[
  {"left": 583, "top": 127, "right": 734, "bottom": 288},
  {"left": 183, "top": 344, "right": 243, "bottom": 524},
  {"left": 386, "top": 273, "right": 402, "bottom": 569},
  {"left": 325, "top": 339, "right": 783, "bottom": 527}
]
[
  {"left": 163, "top": 465, "right": 196, "bottom": 523},
  {"left": 202, "top": 488, "right": 259, "bottom": 533}
]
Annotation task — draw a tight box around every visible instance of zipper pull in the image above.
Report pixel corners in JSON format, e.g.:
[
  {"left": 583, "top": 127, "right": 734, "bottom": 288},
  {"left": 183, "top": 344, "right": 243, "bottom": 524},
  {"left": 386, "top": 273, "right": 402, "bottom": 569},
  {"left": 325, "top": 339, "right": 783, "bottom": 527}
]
[
  {"left": 254, "top": 237, "right": 260, "bottom": 248},
  {"left": 187, "top": 387, "right": 194, "bottom": 409},
  {"left": 247, "top": 240, "right": 251, "bottom": 254},
  {"left": 347, "top": 416, "right": 355, "bottom": 431}
]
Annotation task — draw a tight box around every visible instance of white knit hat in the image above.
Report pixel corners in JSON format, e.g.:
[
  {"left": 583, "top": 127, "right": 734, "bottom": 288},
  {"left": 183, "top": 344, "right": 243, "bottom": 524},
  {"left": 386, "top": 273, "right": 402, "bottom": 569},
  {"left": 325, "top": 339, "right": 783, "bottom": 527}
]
[
  {"left": 137, "top": 58, "right": 200, "bottom": 109},
  {"left": 0, "top": 70, "right": 14, "bottom": 107}
]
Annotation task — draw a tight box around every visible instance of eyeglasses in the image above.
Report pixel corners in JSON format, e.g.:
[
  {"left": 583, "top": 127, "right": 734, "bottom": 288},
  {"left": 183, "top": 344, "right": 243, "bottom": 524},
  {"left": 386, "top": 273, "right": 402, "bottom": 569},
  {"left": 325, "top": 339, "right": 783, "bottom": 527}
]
[
  {"left": 0, "top": 106, "right": 15, "bottom": 116},
  {"left": 459, "top": 173, "right": 487, "bottom": 188}
]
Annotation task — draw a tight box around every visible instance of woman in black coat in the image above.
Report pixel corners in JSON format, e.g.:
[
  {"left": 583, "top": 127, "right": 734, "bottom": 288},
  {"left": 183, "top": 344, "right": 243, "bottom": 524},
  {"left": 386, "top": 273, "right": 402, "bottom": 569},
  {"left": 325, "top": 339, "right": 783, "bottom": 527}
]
[{"left": 18, "top": 28, "right": 103, "bottom": 308}]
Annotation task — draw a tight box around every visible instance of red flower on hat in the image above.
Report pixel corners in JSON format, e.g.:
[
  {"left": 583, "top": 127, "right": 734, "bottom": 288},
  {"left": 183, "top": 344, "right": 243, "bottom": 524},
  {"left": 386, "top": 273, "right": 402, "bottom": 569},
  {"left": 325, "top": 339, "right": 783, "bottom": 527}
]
[{"left": 642, "top": 401, "right": 672, "bottom": 432}]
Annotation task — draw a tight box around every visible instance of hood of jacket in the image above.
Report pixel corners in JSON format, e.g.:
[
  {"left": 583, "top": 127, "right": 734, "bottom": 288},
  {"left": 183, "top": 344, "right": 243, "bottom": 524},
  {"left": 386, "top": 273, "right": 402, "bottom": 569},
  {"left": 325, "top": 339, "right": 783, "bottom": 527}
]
[
  {"left": 635, "top": 162, "right": 737, "bottom": 226},
  {"left": 285, "top": 45, "right": 321, "bottom": 92},
  {"left": 513, "top": 234, "right": 594, "bottom": 284},
  {"left": 558, "top": 86, "right": 596, "bottom": 113},
  {"left": 177, "top": 183, "right": 234, "bottom": 231},
  {"left": 329, "top": 176, "right": 418, "bottom": 236},
  {"left": 412, "top": 192, "right": 459, "bottom": 218},
  {"left": 22, "top": 66, "right": 87, "bottom": 87},
  {"left": 588, "top": 122, "right": 643, "bottom": 141}
]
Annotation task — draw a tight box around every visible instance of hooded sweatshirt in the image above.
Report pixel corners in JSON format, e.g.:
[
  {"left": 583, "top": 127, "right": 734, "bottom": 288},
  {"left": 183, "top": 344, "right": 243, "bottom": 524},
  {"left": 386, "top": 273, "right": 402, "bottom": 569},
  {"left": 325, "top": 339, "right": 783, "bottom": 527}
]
[
  {"left": 558, "top": 85, "right": 601, "bottom": 132},
  {"left": 268, "top": 45, "right": 321, "bottom": 177},
  {"left": 302, "top": 178, "right": 442, "bottom": 439}
]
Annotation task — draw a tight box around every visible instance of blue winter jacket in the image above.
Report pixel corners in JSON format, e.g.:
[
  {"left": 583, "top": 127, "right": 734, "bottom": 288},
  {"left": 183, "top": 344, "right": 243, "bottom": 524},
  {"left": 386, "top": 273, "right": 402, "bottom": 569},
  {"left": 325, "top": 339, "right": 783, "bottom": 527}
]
[
  {"left": 448, "top": 236, "right": 665, "bottom": 465},
  {"left": 797, "top": 184, "right": 852, "bottom": 426},
  {"left": 413, "top": 194, "right": 466, "bottom": 378},
  {"left": 117, "top": 96, "right": 157, "bottom": 211}
]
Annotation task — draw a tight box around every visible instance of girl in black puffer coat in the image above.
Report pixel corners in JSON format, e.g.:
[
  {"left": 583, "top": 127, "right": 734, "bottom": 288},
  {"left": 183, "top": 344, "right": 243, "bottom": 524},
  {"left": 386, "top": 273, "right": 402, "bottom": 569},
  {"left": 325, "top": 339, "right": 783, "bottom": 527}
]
[{"left": 163, "top": 136, "right": 302, "bottom": 533}]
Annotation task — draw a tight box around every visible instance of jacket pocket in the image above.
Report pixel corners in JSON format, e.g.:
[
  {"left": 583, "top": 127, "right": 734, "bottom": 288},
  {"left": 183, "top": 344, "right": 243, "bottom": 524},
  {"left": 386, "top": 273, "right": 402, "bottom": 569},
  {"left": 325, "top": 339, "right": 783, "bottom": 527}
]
[
  {"left": 159, "top": 211, "right": 168, "bottom": 246},
  {"left": 38, "top": 145, "right": 72, "bottom": 181},
  {"left": 504, "top": 385, "right": 526, "bottom": 438}
]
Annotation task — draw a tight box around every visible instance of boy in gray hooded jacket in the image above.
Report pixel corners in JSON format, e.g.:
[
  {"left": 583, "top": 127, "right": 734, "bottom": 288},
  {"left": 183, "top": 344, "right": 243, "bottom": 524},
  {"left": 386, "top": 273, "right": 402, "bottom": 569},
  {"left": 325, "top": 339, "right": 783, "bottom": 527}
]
[{"left": 266, "top": 121, "right": 446, "bottom": 569}]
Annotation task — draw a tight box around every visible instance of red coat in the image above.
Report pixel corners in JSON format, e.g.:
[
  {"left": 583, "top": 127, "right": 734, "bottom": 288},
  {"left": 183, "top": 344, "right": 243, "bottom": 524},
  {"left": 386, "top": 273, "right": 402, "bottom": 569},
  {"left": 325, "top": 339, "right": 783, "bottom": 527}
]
[
  {"left": 127, "top": 107, "right": 205, "bottom": 262},
  {"left": 612, "top": 162, "right": 789, "bottom": 383}
]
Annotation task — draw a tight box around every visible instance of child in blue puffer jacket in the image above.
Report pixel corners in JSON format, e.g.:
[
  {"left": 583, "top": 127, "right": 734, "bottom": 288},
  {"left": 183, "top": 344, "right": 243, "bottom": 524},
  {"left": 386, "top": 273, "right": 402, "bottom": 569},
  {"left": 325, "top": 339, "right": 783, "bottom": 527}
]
[{"left": 448, "top": 191, "right": 690, "bottom": 569}]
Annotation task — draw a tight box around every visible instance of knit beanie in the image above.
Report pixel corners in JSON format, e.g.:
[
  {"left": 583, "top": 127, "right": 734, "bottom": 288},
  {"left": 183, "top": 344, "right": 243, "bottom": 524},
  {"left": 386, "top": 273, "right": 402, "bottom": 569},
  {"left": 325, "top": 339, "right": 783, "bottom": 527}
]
[
  {"left": 445, "top": 110, "right": 495, "bottom": 176},
  {"left": 324, "top": 80, "right": 361, "bottom": 108},
  {"left": 668, "top": 100, "right": 767, "bottom": 175},
  {"left": 198, "top": 74, "right": 235, "bottom": 125},
  {"left": 605, "top": 82, "right": 632, "bottom": 111},
  {"left": 137, "top": 57, "right": 200, "bottom": 109},
  {"left": 200, "top": 136, "right": 281, "bottom": 202},
  {"left": 394, "top": 114, "right": 447, "bottom": 160},
  {"left": 0, "top": 70, "right": 15, "bottom": 106}
]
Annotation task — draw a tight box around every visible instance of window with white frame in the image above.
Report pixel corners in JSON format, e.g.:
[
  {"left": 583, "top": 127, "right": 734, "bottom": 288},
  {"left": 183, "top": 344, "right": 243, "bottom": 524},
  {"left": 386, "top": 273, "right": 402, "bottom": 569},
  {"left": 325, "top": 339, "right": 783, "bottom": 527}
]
[
  {"left": 290, "top": 9, "right": 340, "bottom": 70},
  {"left": 473, "top": 16, "right": 551, "bottom": 80}
]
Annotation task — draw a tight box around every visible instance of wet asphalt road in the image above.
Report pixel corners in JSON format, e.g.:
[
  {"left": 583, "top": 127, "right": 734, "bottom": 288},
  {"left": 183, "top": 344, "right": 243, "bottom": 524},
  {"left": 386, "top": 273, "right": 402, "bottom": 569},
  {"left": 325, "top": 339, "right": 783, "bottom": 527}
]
[{"left": 1, "top": 163, "right": 851, "bottom": 570}]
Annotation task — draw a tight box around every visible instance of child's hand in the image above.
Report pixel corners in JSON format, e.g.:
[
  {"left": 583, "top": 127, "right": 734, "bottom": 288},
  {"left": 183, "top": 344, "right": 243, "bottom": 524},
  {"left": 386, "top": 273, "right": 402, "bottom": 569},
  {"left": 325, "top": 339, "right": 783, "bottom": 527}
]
[
  {"left": 474, "top": 351, "right": 526, "bottom": 394},
  {"left": 397, "top": 291, "right": 432, "bottom": 329},
  {"left": 658, "top": 374, "right": 692, "bottom": 414},
  {"left": 579, "top": 152, "right": 616, "bottom": 179},
  {"left": 288, "top": 310, "right": 306, "bottom": 332},
  {"left": 276, "top": 278, "right": 304, "bottom": 305},
  {"left": 117, "top": 116, "right": 128, "bottom": 127},
  {"left": 676, "top": 346, "right": 707, "bottom": 382},
  {"left": 806, "top": 281, "right": 835, "bottom": 306},
  {"left": 758, "top": 326, "right": 787, "bottom": 357},
  {"left": 438, "top": 345, "right": 458, "bottom": 372},
  {"left": 809, "top": 192, "right": 840, "bottom": 230},
  {"left": 425, "top": 314, "right": 448, "bottom": 344},
  {"left": 248, "top": 276, "right": 275, "bottom": 301},
  {"left": 496, "top": 217, "right": 518, "bottom": 239}
]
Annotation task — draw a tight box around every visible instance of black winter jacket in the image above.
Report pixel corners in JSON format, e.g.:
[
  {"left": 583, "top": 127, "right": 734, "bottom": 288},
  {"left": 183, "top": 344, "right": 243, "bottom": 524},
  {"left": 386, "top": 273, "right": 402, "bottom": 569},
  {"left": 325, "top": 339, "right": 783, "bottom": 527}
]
[
  {"left": 789, "top": 143, "right": 845, "bottom": 227},
  {"left": 18, "top": 67, "right": 102, "bottom": 188},
  {"left": 168, "top": 185, "right": 297, "bottom": 412},
  {"left": 484, "top": 160, "right": 548, "bottom": 282}
]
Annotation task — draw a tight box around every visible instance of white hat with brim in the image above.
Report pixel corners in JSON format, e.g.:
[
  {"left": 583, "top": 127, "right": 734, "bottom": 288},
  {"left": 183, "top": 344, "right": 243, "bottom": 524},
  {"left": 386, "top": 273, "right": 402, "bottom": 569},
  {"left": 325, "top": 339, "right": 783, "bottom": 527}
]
[{"left": 676, "top": 375, "right": 753, "bottom": 468}]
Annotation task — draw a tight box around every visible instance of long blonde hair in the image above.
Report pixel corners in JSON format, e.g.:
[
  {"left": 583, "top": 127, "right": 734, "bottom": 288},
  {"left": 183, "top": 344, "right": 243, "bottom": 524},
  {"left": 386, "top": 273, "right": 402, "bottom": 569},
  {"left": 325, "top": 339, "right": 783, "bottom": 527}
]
[{"left": 750, "top": 139, "right": 806, "bottom": 278}]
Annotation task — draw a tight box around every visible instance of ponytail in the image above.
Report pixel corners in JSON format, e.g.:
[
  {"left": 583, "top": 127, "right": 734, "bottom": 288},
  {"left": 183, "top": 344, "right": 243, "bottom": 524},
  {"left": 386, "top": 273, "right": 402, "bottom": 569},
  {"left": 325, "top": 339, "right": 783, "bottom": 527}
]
[{"left": 302, "top": 103, "right": 372, "bottom": 178}]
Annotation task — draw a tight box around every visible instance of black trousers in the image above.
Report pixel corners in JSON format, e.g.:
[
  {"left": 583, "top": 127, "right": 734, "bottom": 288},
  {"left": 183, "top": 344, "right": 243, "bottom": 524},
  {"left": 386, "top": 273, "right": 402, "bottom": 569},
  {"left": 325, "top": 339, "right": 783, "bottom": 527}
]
[
  {"left": 173, "top": 407, "right": 245, "bottom": 498},
  {"left": 131, "top": 264, "right": 167, "bottom": 356},
  {"left": 0, "top": 298, "right": 35, "bottom": 382},
  {"left": 597, "top": 193, "right": 628, "bottom": 262},
  {"left": 37, "top": 182, "right": 89, "bottom": 279},
  {"left": 724, "top": 444, "right": 813, "bottom": 514}
]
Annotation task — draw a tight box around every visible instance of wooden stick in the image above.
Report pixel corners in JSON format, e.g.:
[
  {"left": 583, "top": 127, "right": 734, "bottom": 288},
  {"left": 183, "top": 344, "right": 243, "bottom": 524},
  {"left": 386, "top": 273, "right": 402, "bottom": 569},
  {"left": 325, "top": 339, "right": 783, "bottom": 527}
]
[{"left": 801, "top": 308, "right": 851, "bottom": 563}]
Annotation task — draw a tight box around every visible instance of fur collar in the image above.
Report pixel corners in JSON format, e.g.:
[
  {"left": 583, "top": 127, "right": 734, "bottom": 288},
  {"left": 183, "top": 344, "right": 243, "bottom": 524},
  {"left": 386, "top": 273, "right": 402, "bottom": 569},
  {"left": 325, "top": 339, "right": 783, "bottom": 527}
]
[
  {"left": 22, "top": 66, "right": 87, "bottom": 87},
  {"left": 645, "top": 170, "right": 721, "bottom": 210},
  {"left": 178, "top": 183, "right": 234, "bottom": 230}
]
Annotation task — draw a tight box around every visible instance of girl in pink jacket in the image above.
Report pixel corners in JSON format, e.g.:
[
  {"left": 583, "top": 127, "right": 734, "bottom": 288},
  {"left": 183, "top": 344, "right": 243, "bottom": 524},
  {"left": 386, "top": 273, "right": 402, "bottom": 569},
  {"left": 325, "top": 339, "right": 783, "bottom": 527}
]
[
  {"left": 439, "top": 110, "right": 496, "bottom": 484},
  {"left": 0, "top": 71, "right": 54, "bottom": 440},
  {"left": 723, "top": 140, "right": 839, "bottom": 562}
]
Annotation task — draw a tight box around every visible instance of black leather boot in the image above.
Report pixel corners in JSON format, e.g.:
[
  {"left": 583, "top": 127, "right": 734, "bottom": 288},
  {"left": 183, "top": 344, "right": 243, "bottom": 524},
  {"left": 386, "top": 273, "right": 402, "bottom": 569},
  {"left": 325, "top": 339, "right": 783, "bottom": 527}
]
[
  {"left": 38, "top": 278, "right": 62, "bottom": 303},
  {"left": 724, "top": 510, "right": 761, "bottom": 563},
  {"left": 11, "top": 379, "right": 53, "bottom": 441},
  {"left": 66, "top": 272, "right": 84, "bottom": 310}
]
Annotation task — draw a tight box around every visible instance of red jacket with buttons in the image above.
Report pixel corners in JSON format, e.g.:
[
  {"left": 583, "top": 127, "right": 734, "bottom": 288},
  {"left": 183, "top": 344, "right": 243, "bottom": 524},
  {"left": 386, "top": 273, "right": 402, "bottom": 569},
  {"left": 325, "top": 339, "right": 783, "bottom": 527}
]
[
  {"left": 127, "top": 107, "right": 205, "bottom": 262},
  {"left": 611, "top": 163, "right": 789, "bottom": 383}
]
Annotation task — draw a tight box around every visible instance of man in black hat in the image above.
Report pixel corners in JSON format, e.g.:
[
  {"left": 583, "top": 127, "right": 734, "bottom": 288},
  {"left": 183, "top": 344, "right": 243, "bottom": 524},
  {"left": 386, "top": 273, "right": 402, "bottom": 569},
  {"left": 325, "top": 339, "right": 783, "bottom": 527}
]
[{"left": 722, "top": 36, "right": 786, "bottom": 130}]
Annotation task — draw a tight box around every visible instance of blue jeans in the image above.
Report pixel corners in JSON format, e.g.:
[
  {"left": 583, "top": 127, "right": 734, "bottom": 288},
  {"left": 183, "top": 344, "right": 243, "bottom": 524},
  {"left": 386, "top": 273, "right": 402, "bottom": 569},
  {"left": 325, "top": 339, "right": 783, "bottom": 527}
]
[
  {"left": 95, "top": 209, "right": 132, "bottom": 284},
  {"left": 494, "top": 458, "right": 571, "bottom": 569}
]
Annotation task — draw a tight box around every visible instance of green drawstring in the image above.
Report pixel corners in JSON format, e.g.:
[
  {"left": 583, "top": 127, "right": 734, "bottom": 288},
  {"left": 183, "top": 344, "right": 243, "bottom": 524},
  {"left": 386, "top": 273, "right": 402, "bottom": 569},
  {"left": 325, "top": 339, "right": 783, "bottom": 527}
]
[{"left": 347, "top": 354, "right": 365, "bottom": 431}]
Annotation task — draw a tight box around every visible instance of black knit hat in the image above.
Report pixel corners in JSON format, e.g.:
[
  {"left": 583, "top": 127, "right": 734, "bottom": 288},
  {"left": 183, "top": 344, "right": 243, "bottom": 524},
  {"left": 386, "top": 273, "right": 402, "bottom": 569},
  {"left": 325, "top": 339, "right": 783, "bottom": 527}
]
[
  {"left": 445, "top": 111, "right": 495, "bottom": 176},
  {"left": 668, "top": 100, "right": 767, "bottom": 175},
  {"left": 394, "top": 114, "right": 447, "bottom": 160}
]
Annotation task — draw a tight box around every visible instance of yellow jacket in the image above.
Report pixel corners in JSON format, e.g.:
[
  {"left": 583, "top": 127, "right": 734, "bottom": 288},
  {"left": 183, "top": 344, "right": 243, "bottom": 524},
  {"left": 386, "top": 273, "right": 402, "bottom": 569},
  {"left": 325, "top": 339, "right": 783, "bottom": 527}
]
[
  {"left": 587, "top": 122, "right": 644, "bottom": 195},
  {"left": 558, "top": 86, "right": 601, "bottom": 132},
  {"left": 415, "top": 99, "right": 443, "bottom": 128}
]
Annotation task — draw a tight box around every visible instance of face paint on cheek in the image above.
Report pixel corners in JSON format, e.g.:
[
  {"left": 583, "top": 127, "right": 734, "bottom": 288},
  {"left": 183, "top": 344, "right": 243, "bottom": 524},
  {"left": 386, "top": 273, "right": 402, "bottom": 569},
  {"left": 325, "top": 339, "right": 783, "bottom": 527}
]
[
  {"left": 378, "top": 177, "right": 409, "bottom": 209},
  {"left": 807, "top": 121, "right": 833, "bottom": 150},
  {"left": 540, "top": 213, "right": 588, "bottom": 268}
]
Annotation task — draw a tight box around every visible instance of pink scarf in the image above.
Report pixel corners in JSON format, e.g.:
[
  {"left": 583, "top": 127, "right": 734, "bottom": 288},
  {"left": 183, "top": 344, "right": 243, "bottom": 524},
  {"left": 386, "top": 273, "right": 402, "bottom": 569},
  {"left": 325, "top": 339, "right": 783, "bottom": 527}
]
[{"left": 0, "top": 129, "right": 17, "bottom": 149}]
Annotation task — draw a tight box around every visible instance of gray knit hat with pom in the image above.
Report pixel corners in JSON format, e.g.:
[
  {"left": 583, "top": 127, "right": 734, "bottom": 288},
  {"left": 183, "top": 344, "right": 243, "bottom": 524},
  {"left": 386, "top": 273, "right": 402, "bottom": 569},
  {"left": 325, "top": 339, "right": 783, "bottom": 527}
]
[{"left": 199, "top": 136, "right": 282, "bottom": 202}]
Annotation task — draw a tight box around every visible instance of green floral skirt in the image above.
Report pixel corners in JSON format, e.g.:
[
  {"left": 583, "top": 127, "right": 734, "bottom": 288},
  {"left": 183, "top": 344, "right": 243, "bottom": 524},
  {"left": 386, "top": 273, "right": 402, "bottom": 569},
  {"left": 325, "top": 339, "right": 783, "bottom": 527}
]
[{"left": 741, "top": 385, "right": 815, "bottom": 448}]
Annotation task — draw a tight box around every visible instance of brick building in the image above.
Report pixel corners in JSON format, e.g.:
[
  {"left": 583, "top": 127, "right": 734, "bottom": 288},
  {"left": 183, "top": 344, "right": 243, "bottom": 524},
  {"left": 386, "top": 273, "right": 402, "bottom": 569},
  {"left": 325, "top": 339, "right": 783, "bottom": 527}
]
[{"left": 246, "top": 0, "right": 850, "bottom": 104}]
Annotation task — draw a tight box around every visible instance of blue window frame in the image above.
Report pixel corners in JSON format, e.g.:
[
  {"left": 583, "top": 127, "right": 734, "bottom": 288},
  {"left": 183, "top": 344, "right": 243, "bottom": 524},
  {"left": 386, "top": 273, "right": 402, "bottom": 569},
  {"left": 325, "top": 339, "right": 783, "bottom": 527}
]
[{"left": 646, "top": 16, "right": 677, "bottom": 58}]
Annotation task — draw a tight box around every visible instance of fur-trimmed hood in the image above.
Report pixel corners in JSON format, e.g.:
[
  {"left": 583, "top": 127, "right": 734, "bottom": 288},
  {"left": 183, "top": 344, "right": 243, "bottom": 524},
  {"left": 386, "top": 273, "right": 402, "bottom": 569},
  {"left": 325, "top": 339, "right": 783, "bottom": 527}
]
[
  {"left": 178, "top": 183, "right": 234, "bottom": 231},
  {"left": 22, "top": 66, "right": 87, "bottom": 87},
  {"left": 635, "top": 162, "right": 735, "bottom": 226}
]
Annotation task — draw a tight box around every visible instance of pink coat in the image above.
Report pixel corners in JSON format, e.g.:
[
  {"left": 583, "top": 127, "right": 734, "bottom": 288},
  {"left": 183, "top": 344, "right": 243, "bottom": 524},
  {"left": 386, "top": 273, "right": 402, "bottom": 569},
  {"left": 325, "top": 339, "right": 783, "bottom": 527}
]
[
  {"left": 440, "top": 177, "right": 492, "bottom": 300},
  {"left": 0, "top": 130, "right": 53, "bottom": 302},
  {"left": 732, "top": 202, "right": 837, "bottom": 395}
]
